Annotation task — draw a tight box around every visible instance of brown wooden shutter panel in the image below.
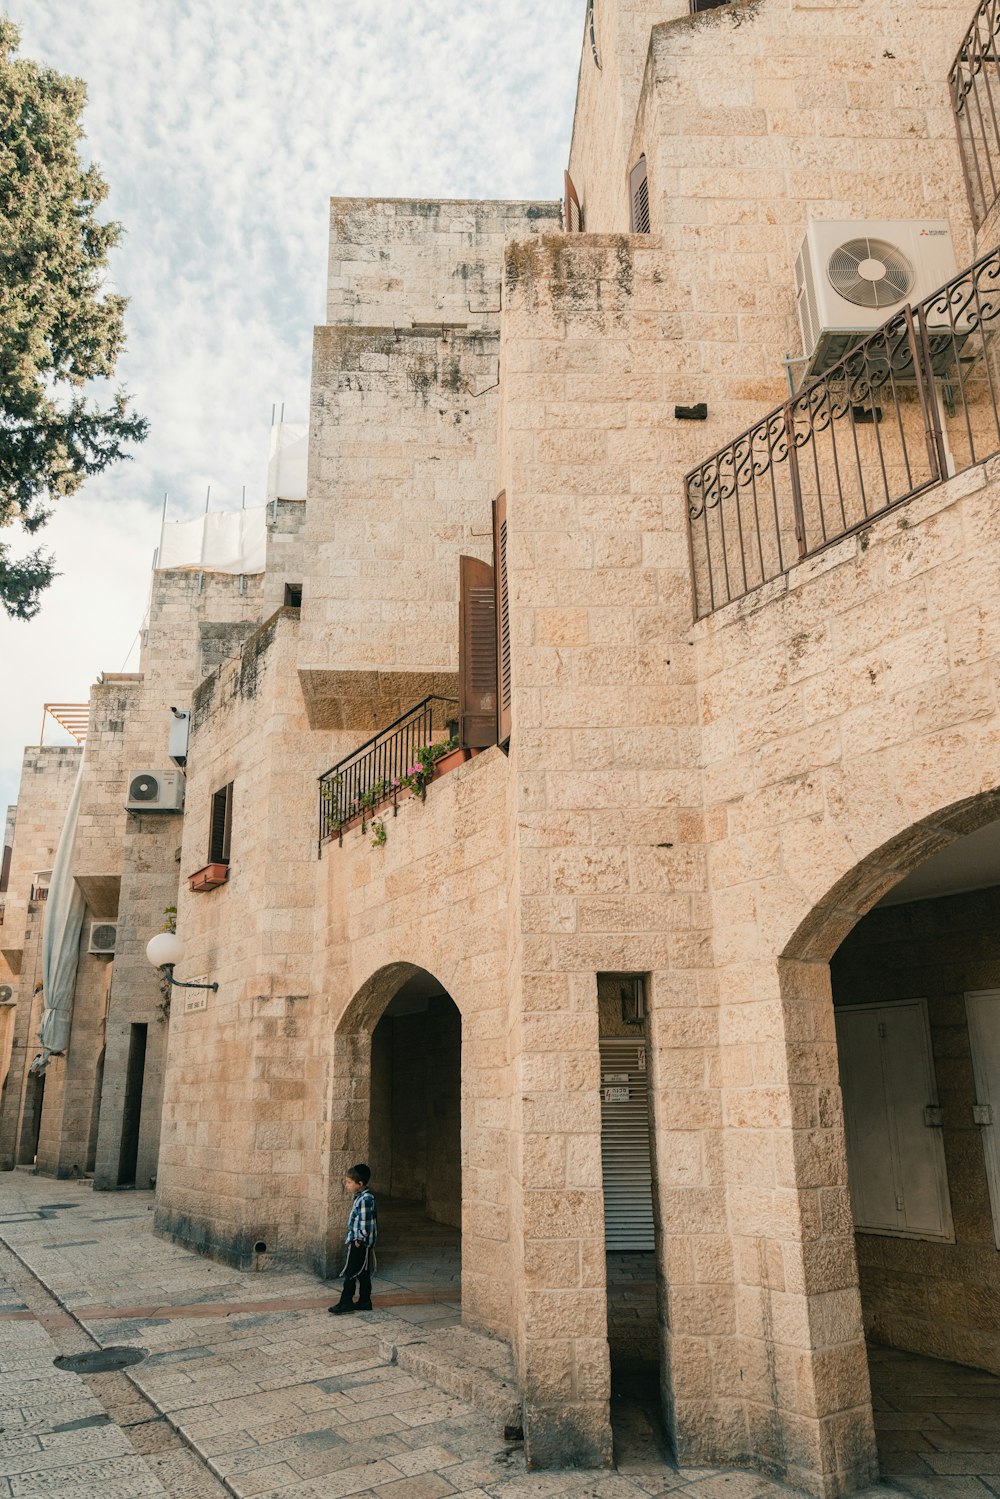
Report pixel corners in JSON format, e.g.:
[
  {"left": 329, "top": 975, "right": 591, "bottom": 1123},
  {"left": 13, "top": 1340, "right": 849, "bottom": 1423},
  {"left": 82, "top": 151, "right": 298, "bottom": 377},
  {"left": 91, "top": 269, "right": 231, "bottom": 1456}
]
[
  {"left": 458, "top": 554, "right": 498, "bottom": 749},
  {"left": 629, "top": 156, "right": 650, "bottom": 234},
  {"left": 564, "top": 171, "right": 583, "bottom": 233},
  {"left": 209, "top": 783, "right": 233, "bottom": 864},
  {"left": 493, "top": 492, "right": 512, "bottom": 747}
]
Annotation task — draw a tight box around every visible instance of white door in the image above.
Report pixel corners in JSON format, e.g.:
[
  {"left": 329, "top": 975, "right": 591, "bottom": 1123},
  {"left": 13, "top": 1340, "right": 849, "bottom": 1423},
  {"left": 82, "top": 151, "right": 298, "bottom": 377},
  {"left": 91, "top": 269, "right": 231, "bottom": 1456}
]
[
  {"left": 965, "top": 990, "right": 1000, "bottom": 1249},
  {"left": 600, "top": 1037, "right": 655, "bottom": 1251},
  {"left": 836, "top": 999, "right": 954, "bottom": 1241}
]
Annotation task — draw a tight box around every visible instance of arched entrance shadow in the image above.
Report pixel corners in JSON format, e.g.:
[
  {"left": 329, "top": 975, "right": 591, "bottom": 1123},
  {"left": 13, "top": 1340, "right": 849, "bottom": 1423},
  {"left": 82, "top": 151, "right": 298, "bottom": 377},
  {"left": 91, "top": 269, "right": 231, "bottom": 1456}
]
[
  {"left": 326, "top": 962, "right": 463, "bottom": 1304},
  {"left": 778, "top": 787, "right": 1000, "bottom": 1495}
]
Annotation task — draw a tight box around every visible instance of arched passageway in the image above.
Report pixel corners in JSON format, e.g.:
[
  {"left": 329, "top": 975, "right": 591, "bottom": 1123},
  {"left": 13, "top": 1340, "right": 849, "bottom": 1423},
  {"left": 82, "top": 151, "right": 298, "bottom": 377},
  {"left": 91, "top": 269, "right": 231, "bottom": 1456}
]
[
  {"left": 328, "top": 964, "right": 462, "bottom": 1304},
  {"left": 782, "top": 795, "right": 1000, "bottom": 1496}
]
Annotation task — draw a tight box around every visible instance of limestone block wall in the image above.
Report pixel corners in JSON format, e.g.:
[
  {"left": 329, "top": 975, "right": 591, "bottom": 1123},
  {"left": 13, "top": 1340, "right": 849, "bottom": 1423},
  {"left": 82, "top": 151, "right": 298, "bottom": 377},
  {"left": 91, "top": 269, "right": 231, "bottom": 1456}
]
[
  {"left": 326, "top": 198, "right": 562, "bottom": 329},
  {"left": 299, "top": 322, "right": 499, "bottom": 721},
  {"left": 831, "top": 886, "right": 1000, "bottom": 1376},
  {"left": 317, "top": 747, "right": 517, "bottom": 1336},
  {"left": 567, "top": 0, "right": 689, "bottom": 233},
  {"left": 93, "top": 568, "right": 267, "bottom": 1192},
  {"left": 497, "top": 233, "right": 709, "bottom": 1470},
  {"left": 601, "top": 0, "right": 978, "bottom": 439},
  {"left": 261, "top": 498, "right": 307, "bottom": 615},
  {"left": 0, "top": 746, "right": 82, "bottom": 1170},
  {"left": 692, "top": 457, "right": 1000, "bottom": 1493},
  {"left": 155, "top": 608, "right": 335, "bottom": 1265},
  {"left": 298, "top": 197, "right": 561, "bottom": 726}
]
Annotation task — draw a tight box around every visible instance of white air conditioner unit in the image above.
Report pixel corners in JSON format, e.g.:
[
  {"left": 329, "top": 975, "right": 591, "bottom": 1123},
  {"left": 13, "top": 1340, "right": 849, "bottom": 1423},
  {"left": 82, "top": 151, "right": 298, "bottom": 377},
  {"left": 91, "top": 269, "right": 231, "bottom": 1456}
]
[
  {"left": 88, "top": 921, "right": 117, "bottom": 956},
  {"left": 0, "top": 984, "right": 14, "bottom": 1006},
  {"left": 168, "top": 707, "right": 190, "bottom": 769},
  {"left": 126, "top": 769, "right": 185, "bottom": 813},
  {"left": 796, "top": 219, "right": 961, "bottom": 379}
]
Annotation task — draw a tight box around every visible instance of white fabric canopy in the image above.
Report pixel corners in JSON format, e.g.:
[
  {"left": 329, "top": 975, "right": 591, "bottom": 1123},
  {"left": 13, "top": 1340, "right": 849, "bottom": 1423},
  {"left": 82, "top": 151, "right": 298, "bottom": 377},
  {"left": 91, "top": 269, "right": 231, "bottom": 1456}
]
[
  {"left": 36, "top": 754, "right": 86, "bottom": 1062},
  {"left": 158, "top": 504, "right": 267, "bottom": 575}
]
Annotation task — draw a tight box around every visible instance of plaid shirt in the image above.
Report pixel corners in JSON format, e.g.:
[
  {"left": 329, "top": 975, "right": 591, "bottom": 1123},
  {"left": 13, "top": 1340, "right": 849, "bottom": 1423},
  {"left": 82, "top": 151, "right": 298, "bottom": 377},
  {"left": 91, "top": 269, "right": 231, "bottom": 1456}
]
[{"left": 345, "top": 1189, "right": 377, "bottom": 1246}]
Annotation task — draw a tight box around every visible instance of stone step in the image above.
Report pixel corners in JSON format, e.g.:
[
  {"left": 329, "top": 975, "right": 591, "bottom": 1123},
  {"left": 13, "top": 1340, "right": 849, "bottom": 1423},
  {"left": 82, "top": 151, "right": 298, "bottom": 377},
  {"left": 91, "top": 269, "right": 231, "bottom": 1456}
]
[{"left": 378, "top": 1324, "right": 523, "bottom": 1438}]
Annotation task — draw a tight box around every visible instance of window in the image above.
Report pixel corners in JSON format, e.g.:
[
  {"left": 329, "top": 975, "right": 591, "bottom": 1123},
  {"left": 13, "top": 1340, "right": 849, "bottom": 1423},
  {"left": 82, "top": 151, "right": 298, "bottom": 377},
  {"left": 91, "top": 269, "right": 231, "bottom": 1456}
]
[
  {"left": 492, "top": 492, "right": 511, "bottom": 747},
  {"left": 629, "top": 156, "right": 650, "bottom": 234},
  {"left": 458, "top": 555, "right": 498, "bottom": 749},
  {"left": 283, "top": 582, "right": 302, "bottom": 609},
  {"left": 835, "top": 999, "right": 954, "bottom": 1241},
  {"left": 564, "top": 171, "right": 583, "bottom": 233},
  {"left": 690, "top": 0, "right": 728, "bottom": 10},
  {"left": 208, "top": 783, "right": 233, "bottom": 865}
]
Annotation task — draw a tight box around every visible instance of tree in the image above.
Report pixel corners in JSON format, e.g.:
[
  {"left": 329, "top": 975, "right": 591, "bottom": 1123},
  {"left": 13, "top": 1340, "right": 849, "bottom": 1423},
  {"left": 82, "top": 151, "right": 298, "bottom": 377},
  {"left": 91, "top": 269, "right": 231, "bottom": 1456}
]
[{"left": 0, "top": 18, "right": 147, "bottom": 620}]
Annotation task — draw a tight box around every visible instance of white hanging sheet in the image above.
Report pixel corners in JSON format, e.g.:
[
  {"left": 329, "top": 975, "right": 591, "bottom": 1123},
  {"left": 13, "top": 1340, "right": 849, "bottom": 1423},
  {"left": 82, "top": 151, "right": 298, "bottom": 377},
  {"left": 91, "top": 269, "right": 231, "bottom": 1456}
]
[
  {"left": 157, "top": 504, "right": 267, "bottom": 575},
  {"left": 36, "top": 754, "right": 87, "bottom": 1061}
]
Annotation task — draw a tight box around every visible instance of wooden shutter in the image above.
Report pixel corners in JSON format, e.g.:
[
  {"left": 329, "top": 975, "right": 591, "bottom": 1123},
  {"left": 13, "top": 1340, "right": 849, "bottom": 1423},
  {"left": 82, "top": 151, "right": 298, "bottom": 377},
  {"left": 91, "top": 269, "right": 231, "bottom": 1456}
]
[
  {"left": 492, "top": 492, "right": 511, "bottom": 747},
  {"left": 629, "top": 156, "right": 650, "bottom": 234},
  {"left": 209, "top": 783, "right": 233, "bottom": 864},
  {"left": 564, "top": 171, "right": 583, "bottom": 233},
  {"left": 458, "top": 555, "right": 498, "bottom": 749}
]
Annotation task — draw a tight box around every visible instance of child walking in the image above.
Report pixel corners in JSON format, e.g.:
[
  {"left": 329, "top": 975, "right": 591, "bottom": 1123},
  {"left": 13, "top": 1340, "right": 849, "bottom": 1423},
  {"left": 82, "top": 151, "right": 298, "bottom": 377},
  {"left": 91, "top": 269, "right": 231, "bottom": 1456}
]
[{"left": 328, "top": 1163, "right": 377, "bottom": 1315}]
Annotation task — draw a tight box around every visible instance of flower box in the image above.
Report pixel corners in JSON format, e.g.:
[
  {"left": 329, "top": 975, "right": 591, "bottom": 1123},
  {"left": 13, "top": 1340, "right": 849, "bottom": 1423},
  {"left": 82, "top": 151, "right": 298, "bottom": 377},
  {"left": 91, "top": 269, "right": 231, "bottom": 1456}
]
[
  {"left": 188, "top": 862, "right": 229, "bottom": 893},
  {"left": 431, "top": 746, "right": 472, "bottom": 780}
]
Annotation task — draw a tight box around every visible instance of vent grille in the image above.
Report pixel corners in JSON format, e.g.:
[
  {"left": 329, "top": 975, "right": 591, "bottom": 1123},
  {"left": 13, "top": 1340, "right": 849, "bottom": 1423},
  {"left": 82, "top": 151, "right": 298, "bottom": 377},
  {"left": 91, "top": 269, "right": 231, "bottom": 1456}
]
[
  {"left": 129, "top": 773, "right": 159, "bottom": 802},
  {"left": 89, "top": 922, "right": 117, "bottom": 954},
  {"left": 827, "top": 237, "right": 914, "bottom": 309}
]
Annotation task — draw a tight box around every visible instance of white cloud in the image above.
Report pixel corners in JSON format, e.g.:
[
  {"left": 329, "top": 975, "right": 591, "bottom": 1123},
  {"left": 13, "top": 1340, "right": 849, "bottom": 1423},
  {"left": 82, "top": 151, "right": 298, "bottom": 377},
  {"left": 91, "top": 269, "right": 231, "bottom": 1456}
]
[{"left": 0, "top": 0, "right": 581, "bottom": 820}]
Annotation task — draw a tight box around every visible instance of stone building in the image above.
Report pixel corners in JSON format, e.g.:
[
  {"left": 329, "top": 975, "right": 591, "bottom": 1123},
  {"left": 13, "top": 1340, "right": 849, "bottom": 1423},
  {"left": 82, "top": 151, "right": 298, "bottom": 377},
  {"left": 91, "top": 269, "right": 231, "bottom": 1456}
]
[{"left": 5, "top": 0, "right": 1000, "bottom": 1493}]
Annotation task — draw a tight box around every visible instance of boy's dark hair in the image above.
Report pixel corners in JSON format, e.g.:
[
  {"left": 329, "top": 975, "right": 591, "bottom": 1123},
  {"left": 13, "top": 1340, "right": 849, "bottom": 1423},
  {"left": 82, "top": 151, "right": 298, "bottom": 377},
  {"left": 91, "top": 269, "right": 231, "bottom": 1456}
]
[{"left": 347, "top": 1163, "right": 371, "bottom": 1186}]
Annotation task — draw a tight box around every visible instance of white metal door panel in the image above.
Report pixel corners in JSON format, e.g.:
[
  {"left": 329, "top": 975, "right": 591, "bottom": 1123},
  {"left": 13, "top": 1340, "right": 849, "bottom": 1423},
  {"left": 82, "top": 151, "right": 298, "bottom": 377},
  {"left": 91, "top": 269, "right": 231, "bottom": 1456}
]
[
  {"left": 887, "top": 1001, "right": 953, "bottom": 1239},
  {"left": 966, "top": 990, "right": 1000, "bottom": 1249},
  {"left": 600, "top": 1037, "right": 655, "bottom": 1251},
  {"left": 835, "top": 999, "right": 953, "bottom": 1241},
  {"left": 836, "top": 1006, "right": 898, "bottom": 1232}
]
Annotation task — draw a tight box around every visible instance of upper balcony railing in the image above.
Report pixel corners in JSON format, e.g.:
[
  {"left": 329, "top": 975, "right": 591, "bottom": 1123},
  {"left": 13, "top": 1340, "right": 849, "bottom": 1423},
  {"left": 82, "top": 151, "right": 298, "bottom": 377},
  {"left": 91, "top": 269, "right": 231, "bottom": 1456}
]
[
  {"left": 686, "top": 245, "right": 1000, "bottom": 619},
  {"left": 318, "top": 694, "right": 459, "bottom": 850},
  {"left": 950, "top": 0, "right": 1000, "bottom": 229}
]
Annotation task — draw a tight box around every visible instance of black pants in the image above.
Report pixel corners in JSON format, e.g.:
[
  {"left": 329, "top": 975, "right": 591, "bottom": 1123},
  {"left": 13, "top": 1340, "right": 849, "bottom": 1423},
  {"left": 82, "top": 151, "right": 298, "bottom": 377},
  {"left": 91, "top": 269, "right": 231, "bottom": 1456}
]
[{"left": 339, "top": 1242, "right": 372, "bottom": 1306}]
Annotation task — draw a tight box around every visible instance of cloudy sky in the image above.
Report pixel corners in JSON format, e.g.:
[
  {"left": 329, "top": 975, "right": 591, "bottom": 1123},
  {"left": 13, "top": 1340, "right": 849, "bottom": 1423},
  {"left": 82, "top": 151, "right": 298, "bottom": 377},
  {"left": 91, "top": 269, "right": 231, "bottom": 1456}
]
[{"left": 0, "top": 0, "right": 582, "bottom": 818}]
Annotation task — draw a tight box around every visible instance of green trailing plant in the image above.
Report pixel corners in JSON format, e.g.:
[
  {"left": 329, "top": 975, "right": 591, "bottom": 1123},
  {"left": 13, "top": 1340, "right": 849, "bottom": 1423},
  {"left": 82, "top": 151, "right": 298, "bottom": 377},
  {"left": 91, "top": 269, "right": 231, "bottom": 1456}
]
[
  {"left": 371, "top": 819, "right": 387, "bottom": 849},
  {"left": 155, "top": 905, "right": 176, "bottom": 1024},
  {"left": 400, "top": 735, "right": 459, "bottom": 800}
]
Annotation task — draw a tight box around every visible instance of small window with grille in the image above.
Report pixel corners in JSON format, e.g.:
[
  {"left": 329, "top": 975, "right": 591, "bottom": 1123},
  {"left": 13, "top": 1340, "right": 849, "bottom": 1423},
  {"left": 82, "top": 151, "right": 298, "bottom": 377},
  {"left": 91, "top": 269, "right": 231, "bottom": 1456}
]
[
  {"left": 690, "top": 0, "right": 728, "bottom": 10},
  {"left": 629, "top": 156, "right": 650, "bottom": 234},
  {"left": 209, "top": 783, "right": 233, "bottom": 865}
]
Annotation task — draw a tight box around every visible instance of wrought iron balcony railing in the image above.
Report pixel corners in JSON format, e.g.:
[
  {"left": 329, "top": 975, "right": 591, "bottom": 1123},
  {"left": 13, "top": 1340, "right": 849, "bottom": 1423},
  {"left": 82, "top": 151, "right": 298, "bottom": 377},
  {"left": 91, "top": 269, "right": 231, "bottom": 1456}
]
[
  {"left": 686, "top": 245, "right": 1000, "bottom": 619},
  {"left": 318, "top": 694, "right": 458, "bottom": 850},
  {"left": 950, "top": 0, "right": 1000, "bottom": 228}
]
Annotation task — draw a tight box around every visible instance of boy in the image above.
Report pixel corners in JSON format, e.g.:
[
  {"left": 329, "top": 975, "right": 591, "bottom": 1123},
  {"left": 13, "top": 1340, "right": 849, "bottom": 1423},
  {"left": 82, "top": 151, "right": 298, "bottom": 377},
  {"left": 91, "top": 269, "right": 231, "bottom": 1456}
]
[{"left": 328, "top": 1163, "right": 377, "bottom": 1315}]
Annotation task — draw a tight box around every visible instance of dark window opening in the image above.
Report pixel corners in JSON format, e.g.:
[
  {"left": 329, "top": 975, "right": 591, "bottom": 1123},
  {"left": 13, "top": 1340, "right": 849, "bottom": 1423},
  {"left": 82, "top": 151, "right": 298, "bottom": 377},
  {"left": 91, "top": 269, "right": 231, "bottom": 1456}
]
[
  {"left": 283, "top": 582, "right": 302, "bottom": 609},
  {"left": 629, "top": 156, "right": 650, "bottom": 234},
  {"left": 209, "top": 783, "right": 233, "bottom": 865},
  {"left": 691, "top": 0, "right": 728, "bottom": 10}
]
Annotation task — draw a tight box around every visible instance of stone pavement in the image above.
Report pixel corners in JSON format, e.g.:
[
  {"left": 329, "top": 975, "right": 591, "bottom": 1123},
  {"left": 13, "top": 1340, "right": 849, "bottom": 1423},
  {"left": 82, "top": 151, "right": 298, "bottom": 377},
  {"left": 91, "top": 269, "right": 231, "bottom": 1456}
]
[{"left": 1, "top": 1172, "right": 991, "bottom": 1499}]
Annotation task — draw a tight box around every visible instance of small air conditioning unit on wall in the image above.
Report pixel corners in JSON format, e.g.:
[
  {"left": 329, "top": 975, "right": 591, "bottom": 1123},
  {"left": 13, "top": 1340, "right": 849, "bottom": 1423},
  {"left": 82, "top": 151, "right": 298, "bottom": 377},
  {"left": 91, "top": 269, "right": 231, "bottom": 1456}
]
[
  {"left": 796, "top": 219, "right": 960, "bottom": 379},
  {"left": 0, "top": 984, "right": 14, "bottom": 1006},
  {"left": 88, "top": 921, "right": 117, "bottom": 956},
  {"left": 126, "top": 769, "right": 185, "bottom": 813}
]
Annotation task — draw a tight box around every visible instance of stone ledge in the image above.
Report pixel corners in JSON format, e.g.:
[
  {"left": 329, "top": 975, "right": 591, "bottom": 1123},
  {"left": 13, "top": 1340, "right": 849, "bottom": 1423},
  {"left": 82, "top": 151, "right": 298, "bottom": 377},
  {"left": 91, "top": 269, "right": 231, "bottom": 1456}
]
[{"left": 378, "top": 1324, "right": 523, "bottom": 1436}]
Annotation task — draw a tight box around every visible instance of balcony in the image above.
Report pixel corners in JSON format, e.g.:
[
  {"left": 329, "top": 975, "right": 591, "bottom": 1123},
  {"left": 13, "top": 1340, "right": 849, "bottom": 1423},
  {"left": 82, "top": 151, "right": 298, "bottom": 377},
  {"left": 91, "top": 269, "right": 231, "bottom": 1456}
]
[
  {"left": 686, "top": 245, "right": 1000, "bottom": 619},
  {"left": 318, "top": 694, "right": 463, "bottom": 850},
  {"left": 950, "top": 0, "right": 1000, "bottom": 230}
]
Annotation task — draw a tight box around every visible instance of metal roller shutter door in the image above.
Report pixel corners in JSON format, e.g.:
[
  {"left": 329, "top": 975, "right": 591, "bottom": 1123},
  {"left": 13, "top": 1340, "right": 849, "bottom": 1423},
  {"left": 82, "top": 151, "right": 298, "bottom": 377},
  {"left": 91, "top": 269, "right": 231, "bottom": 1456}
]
[{"left": 600, "top": 1037, "right": 655, "bottom": 1251}]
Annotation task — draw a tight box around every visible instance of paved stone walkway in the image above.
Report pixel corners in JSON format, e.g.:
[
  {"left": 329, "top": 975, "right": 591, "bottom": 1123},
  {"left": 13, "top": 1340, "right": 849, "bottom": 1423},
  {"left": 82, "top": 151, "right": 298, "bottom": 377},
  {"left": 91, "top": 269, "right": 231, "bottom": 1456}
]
[{"left": 3, "top": 1173, "right": 994, "bottom": 1499}]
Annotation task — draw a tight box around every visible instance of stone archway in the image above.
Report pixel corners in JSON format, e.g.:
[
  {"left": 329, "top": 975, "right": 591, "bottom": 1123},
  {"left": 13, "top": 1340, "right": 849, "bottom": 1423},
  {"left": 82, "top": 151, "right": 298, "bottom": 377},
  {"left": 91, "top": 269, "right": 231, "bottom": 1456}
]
[
  {"left": 325, "top": 963, "right": 462, "bottom": 1302},
  {"left": 777, "top": 788, "right": 1000, "bottom": 1496}
]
